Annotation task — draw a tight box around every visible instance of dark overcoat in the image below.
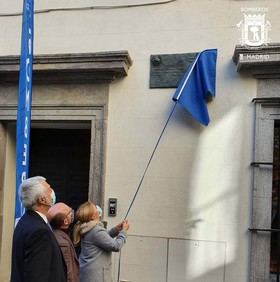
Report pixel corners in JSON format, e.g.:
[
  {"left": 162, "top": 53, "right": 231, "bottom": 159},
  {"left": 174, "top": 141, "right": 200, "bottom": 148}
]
[{"left": 11, "top": 210, "right": 66, "bottom": 282}]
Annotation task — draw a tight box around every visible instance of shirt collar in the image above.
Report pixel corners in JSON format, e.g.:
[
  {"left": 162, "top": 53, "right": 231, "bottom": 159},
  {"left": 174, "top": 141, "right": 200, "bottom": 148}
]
[{"left": 35, "top": 210, "right": 48, "bottom": 224}]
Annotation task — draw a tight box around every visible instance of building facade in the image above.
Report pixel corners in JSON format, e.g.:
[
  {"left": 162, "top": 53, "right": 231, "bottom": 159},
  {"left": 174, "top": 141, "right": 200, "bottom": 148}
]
[{"left": 0, "top": 0, "right": 280, "bottom": 281}]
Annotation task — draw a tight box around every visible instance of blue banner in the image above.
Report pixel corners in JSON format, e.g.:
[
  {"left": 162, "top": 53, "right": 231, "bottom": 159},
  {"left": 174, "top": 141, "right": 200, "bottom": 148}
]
[{"left": 15, "top": 0, "right": 34, "bottom": 220}]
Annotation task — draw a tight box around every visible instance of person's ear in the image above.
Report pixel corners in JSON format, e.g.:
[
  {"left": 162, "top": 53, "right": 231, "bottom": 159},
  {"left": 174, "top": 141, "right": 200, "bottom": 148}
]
[
  {"left": 37, "top": 196, "right": 46, "bottom": 205},
  {"left": 63, "top": 217, "right": 69, "bottom": 226}
]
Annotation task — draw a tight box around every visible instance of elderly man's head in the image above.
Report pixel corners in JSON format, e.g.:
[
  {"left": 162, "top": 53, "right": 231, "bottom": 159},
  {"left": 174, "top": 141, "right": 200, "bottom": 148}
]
[
  {"left": 47, "top": 203, "right": 74, "bottom": 230},
  {"left": 19, "top": 176, "right": 55, "bottom": 213}
]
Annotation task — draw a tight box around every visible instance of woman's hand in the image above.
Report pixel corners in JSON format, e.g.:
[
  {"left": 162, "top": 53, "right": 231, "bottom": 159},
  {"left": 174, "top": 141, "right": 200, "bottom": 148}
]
[
  {"left": 122, "top": 220, "right": 129, "bottom": 231},
  {"left": 115, "top": 220, "right": 129, "bottom": 231},
  {"left": 115, "top": 221, "right": 124, "bottom": 231}
]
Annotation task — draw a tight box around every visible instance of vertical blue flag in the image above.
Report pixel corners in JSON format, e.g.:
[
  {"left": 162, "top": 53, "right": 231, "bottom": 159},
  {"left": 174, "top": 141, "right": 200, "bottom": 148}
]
[
  {"left": 15, "top": 0, "right": 34, "bottom": 220},
  {"left": 172, "top": 49, "right": 217, "bottom": 126}
]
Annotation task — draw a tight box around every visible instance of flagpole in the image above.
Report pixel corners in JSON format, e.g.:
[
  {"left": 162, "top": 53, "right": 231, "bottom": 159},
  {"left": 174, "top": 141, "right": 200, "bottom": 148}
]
[
  {"left": 124, "top": 101, "right": 178, "bottom": 220},
  {"left": 117, "top": 100, "right": 178, "bottom": 282},
  {"left": 174, "top": 52, "right": 201, "bottom": 100}
]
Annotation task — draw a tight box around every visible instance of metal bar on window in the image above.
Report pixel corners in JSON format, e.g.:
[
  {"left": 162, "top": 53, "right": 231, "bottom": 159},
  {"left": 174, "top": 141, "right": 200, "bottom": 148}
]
[
  {"left": 250, "top": 162, "right": 273, "bottom": 167},
  {"left": 248, "top": 228, "right": 280, "bottom": 233},
  {"left": 252, "top": 98, "right": 280, "bottom": 104},
  {"left": 250, "top": 162, "right": 280, "bottom": 169}
]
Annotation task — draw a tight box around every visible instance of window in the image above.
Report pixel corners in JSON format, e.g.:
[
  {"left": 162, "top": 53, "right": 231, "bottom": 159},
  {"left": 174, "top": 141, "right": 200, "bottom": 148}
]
[{"left": 250, "top": 98, "right": 280, "bottom": 281}]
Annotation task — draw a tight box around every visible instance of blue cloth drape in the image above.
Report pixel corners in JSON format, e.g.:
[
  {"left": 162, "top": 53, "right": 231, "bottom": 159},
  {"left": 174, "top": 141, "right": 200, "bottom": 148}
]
[{"left": 173, "top": 49, "right": 218, "bottom": 126}]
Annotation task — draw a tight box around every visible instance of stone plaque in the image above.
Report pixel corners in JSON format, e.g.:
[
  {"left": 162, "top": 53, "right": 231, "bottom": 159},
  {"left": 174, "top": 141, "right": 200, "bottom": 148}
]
[{"left": 150, "top": 52, "right": 198, "bottom": 88}]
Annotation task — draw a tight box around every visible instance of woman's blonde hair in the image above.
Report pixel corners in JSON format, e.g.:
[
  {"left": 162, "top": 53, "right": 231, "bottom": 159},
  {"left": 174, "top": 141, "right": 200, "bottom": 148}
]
[{"left": 73, "top": 201, "right": 96, "bottom": 245}]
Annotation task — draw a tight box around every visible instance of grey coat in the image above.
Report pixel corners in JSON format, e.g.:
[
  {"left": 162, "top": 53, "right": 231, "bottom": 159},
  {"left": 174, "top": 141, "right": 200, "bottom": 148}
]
[{"left": 79, "top": 222, "right": 127, "bottom": 282}]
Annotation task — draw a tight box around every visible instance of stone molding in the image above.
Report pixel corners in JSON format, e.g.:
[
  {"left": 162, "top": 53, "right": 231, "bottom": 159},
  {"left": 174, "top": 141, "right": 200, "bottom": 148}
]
[
  {"left": 0, "top": 51, "right": 132, "bottom": 84},
  {"left": 233, "top": 44, "right": 280, "bottom": 79}
]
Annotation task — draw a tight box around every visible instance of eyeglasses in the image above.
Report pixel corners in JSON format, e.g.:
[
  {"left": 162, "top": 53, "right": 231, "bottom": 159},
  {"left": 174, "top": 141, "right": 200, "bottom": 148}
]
[{"left": 66, "top": 209, "right": 74, "bottom": 223}]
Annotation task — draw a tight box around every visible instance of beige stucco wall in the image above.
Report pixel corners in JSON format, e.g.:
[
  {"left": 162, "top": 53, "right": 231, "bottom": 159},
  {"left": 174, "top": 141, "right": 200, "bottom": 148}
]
[
  {"left": 0, "top": 124, "right": 16, "bottom": 282},
  {"left": 1, "top": 0, "right": 280, "bottom": 281}
]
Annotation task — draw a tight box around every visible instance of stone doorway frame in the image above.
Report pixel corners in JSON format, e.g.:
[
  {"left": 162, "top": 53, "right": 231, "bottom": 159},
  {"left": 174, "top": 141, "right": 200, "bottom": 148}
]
[{"left": 0, "top": 105, "right": 105, "bottom": 205}]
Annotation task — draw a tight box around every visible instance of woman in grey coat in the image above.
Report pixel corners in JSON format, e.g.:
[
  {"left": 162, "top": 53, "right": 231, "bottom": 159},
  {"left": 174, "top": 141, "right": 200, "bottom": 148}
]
[{"left": 73, "top": 201, "right": 129, "bottom": 282}]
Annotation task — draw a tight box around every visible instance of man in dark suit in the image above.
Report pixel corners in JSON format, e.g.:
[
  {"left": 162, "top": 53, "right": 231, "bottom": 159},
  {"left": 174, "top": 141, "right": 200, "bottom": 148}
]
[{"left": 11, "top": 176, "right": 66, "bottom": 282}]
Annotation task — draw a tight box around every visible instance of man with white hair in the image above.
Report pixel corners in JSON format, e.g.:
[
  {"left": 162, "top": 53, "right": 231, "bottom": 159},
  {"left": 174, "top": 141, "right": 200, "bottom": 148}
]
[{"left": 11, "top": 176, "right": 66, "bottom": 282}]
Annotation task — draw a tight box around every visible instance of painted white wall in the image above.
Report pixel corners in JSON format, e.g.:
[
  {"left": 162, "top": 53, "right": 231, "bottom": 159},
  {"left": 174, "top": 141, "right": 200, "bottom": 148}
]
[{"left": 1, "top": 0, "right": 280, "bottom": 281}]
